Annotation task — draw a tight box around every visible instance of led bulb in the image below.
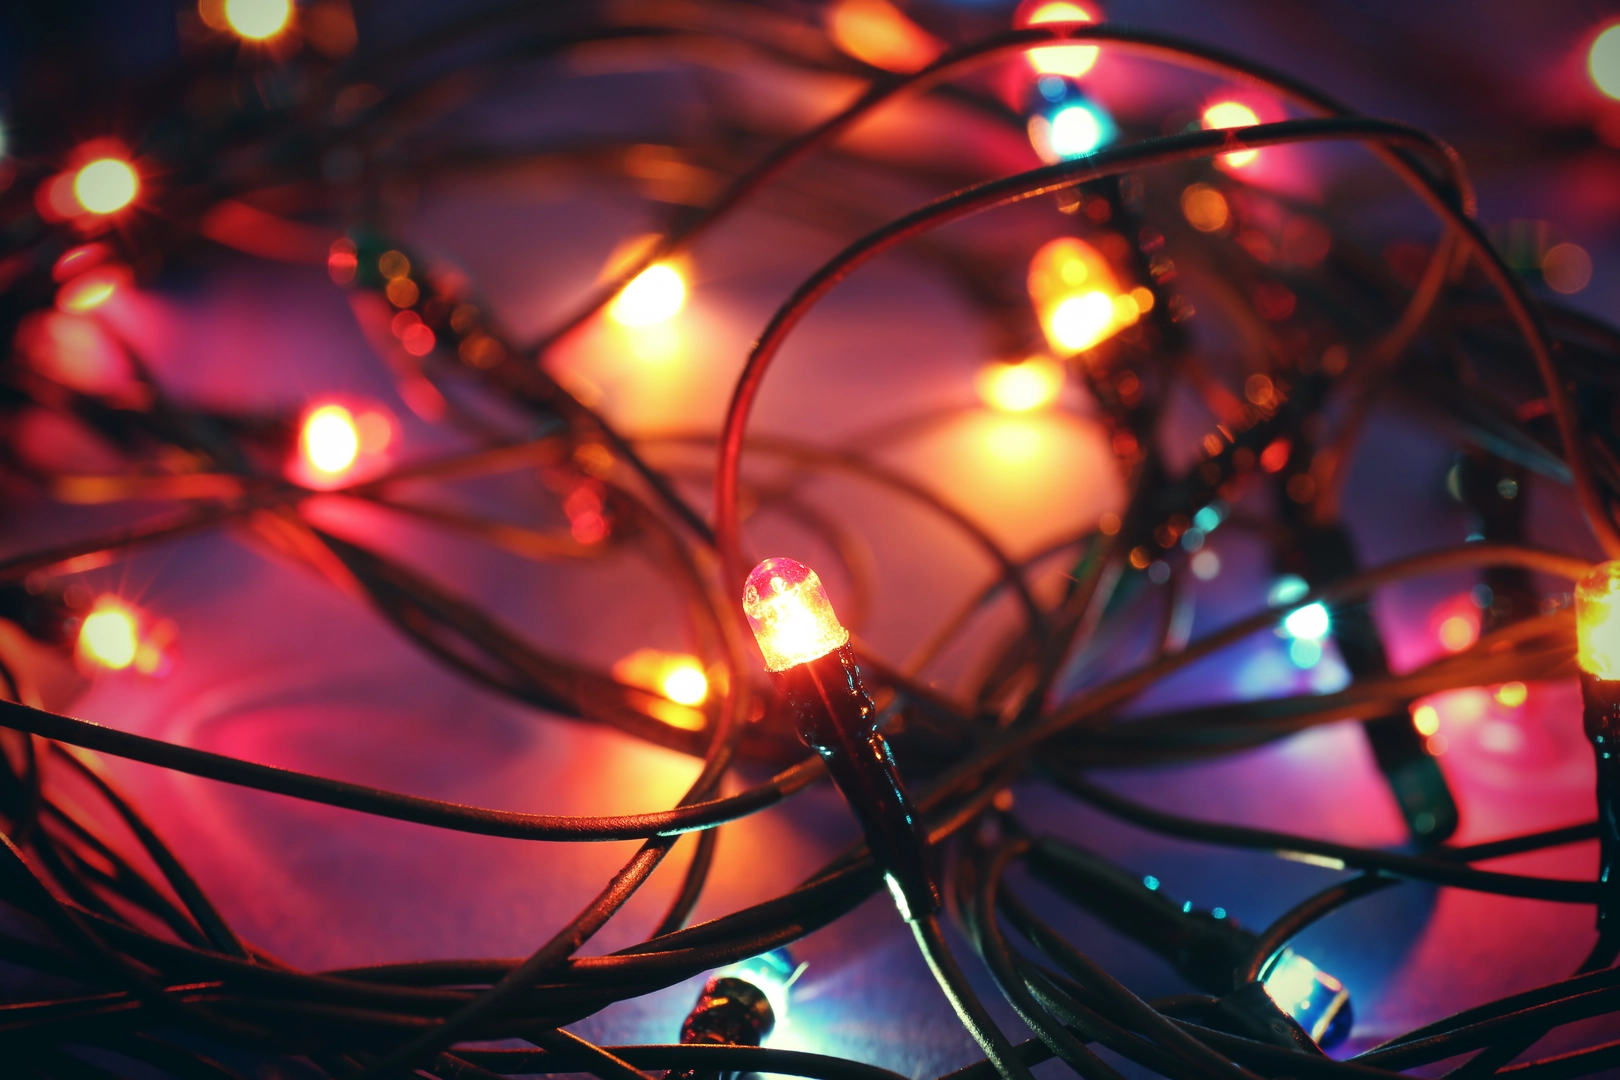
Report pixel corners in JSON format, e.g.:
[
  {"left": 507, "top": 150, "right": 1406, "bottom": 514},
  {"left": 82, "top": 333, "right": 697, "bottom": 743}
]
[
  {"left": 301, "top": 404, "right": 361, "bottom": 475},
  {"left": 73, "top": 158, "right": 139, "bottom": 215},
  {"left": 1577, "top": 561, "right": 1620, "bottom": 681},
  {"left": 743, "top": 557, "right": 849, "bottom": 672},
  {"left": 79, "top": 601, "right": 139, "bottom": 670},
  {"left": 609, "top": 264, "right": 686, "bottom": 327},
  {"left": 224, "top": 0, "right": 292, "bottom": 40},
  {"left": 1202, "top": 101, "right": 1261, "bottom": 167},
  {"left": 1261, "top": 949, "right": 1353, "bottom": 1049},
  {"left": 1018, "top": 1, "right": 1099, "bottom": 78}
]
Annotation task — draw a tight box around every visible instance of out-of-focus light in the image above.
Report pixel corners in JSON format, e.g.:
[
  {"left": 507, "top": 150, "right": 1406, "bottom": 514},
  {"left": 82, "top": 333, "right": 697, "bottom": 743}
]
[
  {"left": 609, "top": 264, "right": 686, "bottom": 327},
  {"left": 743, "top": 558, "right": 850, "bottom": 672},
  {"left": 1268, "top": 575, "right": 1309, "bottom": 608},
  {"left": 328, "top": 239, "right": 359, "bottom": 285},
  {"left": 301, "top": 404, "right": 360, "bottom": 475},
  {"left": 222, "top": 0, "right": 292, "bottom": 40},
  {"left": 1016, "top": 1, "right": 1099, "bottom": 78},
  {"left": 73, "top": 158, "right": 139, "bottom": 215},
  {"left": 662, "top": 662, "right": 709, "bottom": 706},
  {"left": 1591, "top": 24, "right": 1620, "bottom": 100},
  {"left": 828, "top": 0, "right": 942, "bottom": 73},
  {"left": 1577, "top": 561, "right": 1620, "bottom": 679},
  {"left": 1284, "top": 602, "right": 1330, "bottom": 641},
  {"left": 1181, "top": 183, "right": 1229, "bottom": 232},
  {"left": 1412, "top": 703, "right": 1440, "bottom": 736},
  {"left": 79, "top": 601, "right": 139, "bottom": 670},
  {"left": 1202, "top": 101, "right": 1261, "bottom": 167},
  {"left": 1262, "top": 949, "right": 1353, "bottom": 1049},
  {"left": 1495, "top": 681, "right": 1528, "bottom": 708},
  {"left": 1027, "top": 237, "right": 1135, "bottom": 355},
  {"left": 1542, "top": 243, "right": 1592, "bottom": 294},
  {"left": 1288, "top": 637, "right": 1323, "bottom": 669},
  {"left": 56, "top": 266, "right": 126, "bottom": 313},
  {"left": 977, "top": 357, "right": 1063, "bottom": 412},
  {"left": 1050, "top": 103, "right": 1105, "bottom": 156},
  {"left": 53, "top": 244, "right": 111, "bottom": 282},
  {"left": 1190, "top": 549, "right": 1220, "bottom": 581},
  {"left": 1437, "top": 613, "right": 1478, "bottom": 653}
]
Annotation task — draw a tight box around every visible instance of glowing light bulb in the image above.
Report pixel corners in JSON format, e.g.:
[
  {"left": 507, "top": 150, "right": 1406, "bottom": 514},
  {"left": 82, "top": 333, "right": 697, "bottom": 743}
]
[
  {"left": 73, "top": 158, "right": 139, "bottom": 215},
  {"left": 223, "top": 0, "right": 292, "bottom": 39},
  {"left": 1018, "top": 1, "right": 1099, "bottom": 78},
  {"left": 1578, "top": 561, "right": 1620, "bottom": 680},
  {"left": 56, "top": 268, "right": 122, "bottom": 313},
  {"left": 1592, "top": 24, "right": 1620, "bottom": 101},
  {"left": 661, "top": 662, "right": 709, "bottom": 706},
  {"left": 1202, "top": 101, "right": 1261, "bottom": 167},
  {"left": 1049, "top": 291, "right": 1117, "bottom": 351},
  {"left": 301, "top": 404, "right": 360, "bottom": 475},
  {"left": 828, "top": 0, "right": 942, "bottom": 73},
  {"left": 1261, "top": 949, "right": 1352, "bottom": 1048},
  {"left": 79, "top": 601, "right": 139, "bottom": 670},
  {"left": 977, "top": 357, "right": 1063, "bottom": 412},
  {"left": 609, "top": 264, "right": 686, "bottom": 327},
  {"left": 1049, "top": 103, "right": 1104, "bottom": 156},
  {"left": 743, "top": 558, "right": 849, "bottom": 672},
  {"left": 1027, "top": 237, "right": 1132, "bottom": 355},
  {"left": 1284, "top": 602, "right": 1330, "bottom": 641}
]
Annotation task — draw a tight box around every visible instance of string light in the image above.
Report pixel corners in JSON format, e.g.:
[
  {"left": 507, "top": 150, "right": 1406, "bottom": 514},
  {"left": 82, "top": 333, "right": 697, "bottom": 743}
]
[
  {"left": 72, "top": 157, "right": 139, "bottom": 215},
  {"left": 1202, "top": 100, "right": 1261, "bottom": 167},
  {"left": 608, "top": 263, "right": 686, "bottom": 327},
  {"left": 1261, "top": 950, "right": 1353, "bottom": 1048},
  {"left": 1592, "top": 23, "right": 1620, "bottom": 101},
  {"left": 1026, "top": 237, "right": 1139, "bottom": 355},
  {"left": 222, "top": 0, "right": 292, "bottom": 40},
  {"left": 976, "top": 357, "right": 1063, "bottom": 412},
  {"left": 77, "top": 599, "right": 139, "bottom": 670},
  {"left": 1576, "top": 561, "right": 1620, "bottom": 948},
  {"left": 1014, "top": 0, "right": 1100, "bottom": 78},
  {"left": 300, "top": 404, "right": 361, "bottom": 476}
]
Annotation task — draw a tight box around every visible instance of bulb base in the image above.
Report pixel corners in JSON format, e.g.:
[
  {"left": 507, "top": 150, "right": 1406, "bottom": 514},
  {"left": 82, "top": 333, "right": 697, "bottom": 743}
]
[
  {"left": 772, "top": 644, "right": 941, "bottom": 921},
  {"left": 1582, "top": 673, "right": 1620, "bottom": 942}
]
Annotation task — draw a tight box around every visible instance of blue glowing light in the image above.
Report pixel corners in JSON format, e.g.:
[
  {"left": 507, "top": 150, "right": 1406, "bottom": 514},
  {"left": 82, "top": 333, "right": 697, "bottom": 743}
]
[
  {"left": 1049, "top": 103, "right": 1110, "bottom": 157},
  {"left": 1283, "top": 602, "right": 1330, "bottom": 641},
  {"left": 1261, "top": 948, "right": 1353, "bottom": 1049},
  {"left": 1211, "top": 907, "right": 1226, "bottom": 919},
  {"left": 719, "top": 947, "right": 805, "bottom": 1039},
  {"left": 1143, "top": 875, "right": 1159, "bottom": 890},
  {"left": 1181, "top": 900, "right": 1192, "bottom": 913},
  {"left": 1037, "top": 75, "right": 1068, "bottom": 102}
]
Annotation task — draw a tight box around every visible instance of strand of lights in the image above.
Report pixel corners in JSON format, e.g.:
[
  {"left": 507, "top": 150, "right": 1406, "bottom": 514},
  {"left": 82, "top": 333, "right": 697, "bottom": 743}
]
[{"left": 1576, "top": 561, "right": 1620, "bottom": 947}]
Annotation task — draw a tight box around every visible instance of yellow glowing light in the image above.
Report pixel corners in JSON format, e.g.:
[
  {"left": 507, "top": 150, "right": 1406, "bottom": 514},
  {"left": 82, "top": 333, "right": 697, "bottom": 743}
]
[
  {"left": 1577, "top": 561, "right": 1620, "bottom": 680},
  {"left": 743, "top": 557, "right": 849, "bottom": 672},
  {"left": 661, "top": 663, "right": 709, "bottom": 706},
  {"left": 79, "top": 602, "right": 138, "bottom": 670},
  {"left": 1020, "top": 2, "right": 1098, "bottom": 78},
  {"left": 73, "top": 158, "right": 139, "bottom": 215},
  {"left": 57, "top": 274, "right": 118, "bottom": 313},
  {"left": 301, "top": 405, "right": 360, "bottom": 475},
  {"left": 828, "top": 0, "right": 942, "bottom": 73},
  {"left": 1412, "top": 704, "right": 1440, "bottom": 737},
  {"left": 1592, "top": 24, "right": 1620, "bottom": 100},
  {"left": 1027, "top": 237, "right": 1131, "bottom": 356},
  {"left": 1202, "top": 101, "right": 1260, "bottom": 167},
  {"left": 1437, "top": 614, "right": 1478, "bottom": 654},
  {"left": 1049, "top": 291, "right": 1117, "bottom": 352},
  {"left": 1495, "top": 681, "right": 1528, "bottom": 708},
  {"left": 609, "top": 264, "right": 686, "bottom": 327},
  {"left": 977, "top": 357, "right": 1063, "bottom": 412},
  {"left": 223, "top": 0, "right": 291, "bottom": 39}
]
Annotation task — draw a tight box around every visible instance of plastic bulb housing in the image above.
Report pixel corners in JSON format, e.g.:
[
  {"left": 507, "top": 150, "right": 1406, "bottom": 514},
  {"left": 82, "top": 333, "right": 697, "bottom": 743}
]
[
  {"left": 1261, "top": 949, "right": 1353, "bottom": 1049},
  {"left": 743, "top": 557, "right": 850, "bottom": 672}
]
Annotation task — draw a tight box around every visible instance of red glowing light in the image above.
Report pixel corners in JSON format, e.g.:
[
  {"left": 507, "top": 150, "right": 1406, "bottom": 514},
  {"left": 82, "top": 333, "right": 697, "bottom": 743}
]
[{"left": 56, "top": 265, "right": 129, "bottom": 313}]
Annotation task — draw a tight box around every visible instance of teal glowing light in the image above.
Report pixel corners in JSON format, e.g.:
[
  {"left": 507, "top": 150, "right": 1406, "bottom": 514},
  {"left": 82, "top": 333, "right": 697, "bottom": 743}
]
[
  {"left": 1288, "top": 637, "right": 1323, "bottom": 669},
  {"left": 1049, "top": 103, "right": 1107, "bottom": 157},
  {"left": 1284, "top": 602, "right": 1330, "bottom": 641},
  {"left": 1268, "top": 574, "right": 1309, "bottom": 607},
  {"left": 718, "top": 948, "right": 805, "bottom": 1039},
  {"left": 1193, "top": 504, "right": 1224, "bottom": 532},
  {"left": 1261, "top": 948, "right": 1353, "bottom": 1048}
]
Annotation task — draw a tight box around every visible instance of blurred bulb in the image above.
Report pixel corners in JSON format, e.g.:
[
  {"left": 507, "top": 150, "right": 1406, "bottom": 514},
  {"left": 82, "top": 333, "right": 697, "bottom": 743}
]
[
  {"left": 1027, "top": 237, "right": 1130, "bottom": 355},
  {"left": 662, "top": 662, "right": 709, "bottom": 706},
  {"left": 1578, "top": 561, "right": 1620, "bottom": 680},
  {"left": 977, "top": 357, "right": 1063, "bottom": 412},
  {"left": 1202, "top": 101, "right": 1260, "bottom": 167},
  {"left": 56, "top": 267, "right": 124, "bottom": 313},
  {"left": 609, "top": 264, "right": 686, "bottom": 327},
  {"left": 223, "top": 0, "right": 292, "bottom": 39},
  {"left": 79, "top": 601, "right": 138, "bottom": 670},
  {"left": 828, "top": 0, "right": 942, "bottom": 73},
  {"left": 1049, "top": 291, "right": 1116, "bottom": 351},
  {"left": 1017, "top": 1, "right": 1099, "bottom": 78},
  {"left": 1049, "top": 103, "right": 1104, "bottom": 156},
  {"left": 1592, "top": 24, "right": 1620, "bottom": 101},
  {"left": 73, "top": 158, "right": 139, "bottom": 215},
  {"left": 743, "top": 558, "right": 849, "bottom": 672},
  {"left": 1284, "top": 602, "right": 1330, "bottom": 641},
  {"left": 302, "top": 404, "right": 360, "bottom": 475},
  {"left": 1262, "top": 949, "right": 1352, "bottom": 1049}
]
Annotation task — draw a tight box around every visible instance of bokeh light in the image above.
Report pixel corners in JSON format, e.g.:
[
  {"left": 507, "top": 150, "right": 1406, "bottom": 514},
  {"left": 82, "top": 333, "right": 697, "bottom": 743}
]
[
  {"left": 977, "top": 357, "right": 1063, "bottom": 412},
  {"left": 222, "top": 0, "right": 292, "bottom": 40},
  {"left": 1016, "top": 1, "right": 1099, "bottom": 78},
  {"left": 1181, "top": 183, "right": 1229, "bottom": 232},
  {"left": 301, "top": 404, "right": 361, "bottom": 475},
  {"left": 73, "top": 158, "right": 139, "bottom": 215},
  {"left": 1592, "top": 23, "right": 1620, "bottom": 101},
  {"left": 1542, "top": 242, "right": 1592, "bottom": 294},
  {"left": 56, "top": 267, "right": 125, "bottom": 313},
  {"left": 828, "top": 0, "right": 941, "bottom": 73},
  {"left": 78, "top": 601, "right": 139, "bottom": 670},
  {"left": 1027, "top": 237, "right": 1140, "bottom": 355},
  {"left": 1283, "top": 602, "right": 1330, "bottom": 641},
  {"left": 661, "top": 662, "right": 709, "bottom": 706},
  {"left": 608, "top": 264, "right": 686, "bottom": 327},
  {"left": 1202, "top": 101, "right": 1261, "bottom": 167},
  {"left": 1049, "top": 103, "right": 1105, "bottom": 156}
]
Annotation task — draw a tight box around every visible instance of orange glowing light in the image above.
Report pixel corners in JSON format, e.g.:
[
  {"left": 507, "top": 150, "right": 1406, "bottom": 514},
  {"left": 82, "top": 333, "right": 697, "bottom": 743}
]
[
  {"left": 1181, "top": 183, "right": 1229, "bottom": 232},
  {"left": 56, "top": 268, "right": 123, "bottom": 313},
  {"left": 661, "top": 662, "right": 709, "bottom": 706},
  {"left": 612, "top": 649, "right": 710, "bottom": 728},
  {"left": 1577, "top": 561, "right": 1620, "bottom": 680},
  {"left": 1202, "top": 101, "right": 1261, "bottom": 167},
  {"left": 73, "top": 158, "right": 139, "bottom": 215},
  {"left": 828, "top": 0, "right": 943, "bottom": 73},
  {"left": 301, "top": 404, "right": 360, "bottom": 475},
  {"left": 1412, "top": 704, "right": 1440, "bottom": 737},
  {"left": 608, "top": 264, "right": 686, "bottom": 327},
  {"left": 1542, "top": 243, "right": 1593, "bottom": 295},
  {"left": 222, "top": 0, "right": 292, "bottom": 40},
  {"left": 1437, "top": 613, "right": 1478, "bottom": 654},
  {"left": 1017, "top": 1, "right": 1099, "bottom": 78},
  {"left": 743, "top": 557, "right": 849, "bottom": 672},
  {"left": 1592, "top": 24, "right": 1620, "bottom": 101},
  {"left": 977, "top": 357, "right": 1063, "bottom": 412},
  {"left": 1027, "top": 237, "right": 1135, "bottom": 355},
  {"left": 1495, "top": 681, "right": 1528, "bottom": 708},
  {"left": 78, "top": 601, "right": 139, "bottom": 670}
]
